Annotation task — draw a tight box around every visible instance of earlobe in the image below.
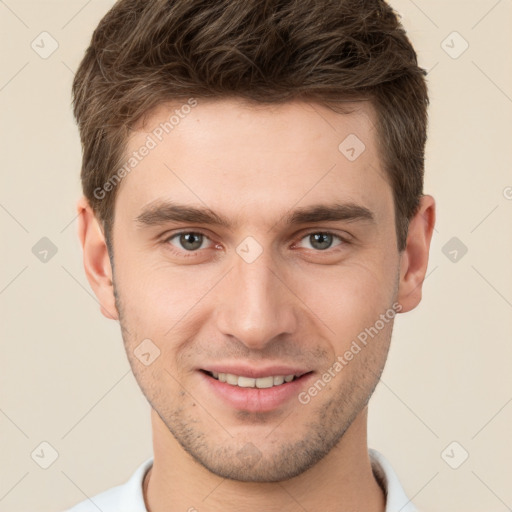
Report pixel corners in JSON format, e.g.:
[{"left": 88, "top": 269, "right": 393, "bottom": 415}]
[
  {"left": 397, "top": 195, "right": 436, "bottom": 313},
  {"left": 76, "top": 196, "right": 119, "bottom": 321}
]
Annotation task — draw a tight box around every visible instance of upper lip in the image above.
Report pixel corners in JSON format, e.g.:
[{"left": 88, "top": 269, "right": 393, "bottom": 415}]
[{"left": 200, "top": 365, "right": 312, "bottom": 379}]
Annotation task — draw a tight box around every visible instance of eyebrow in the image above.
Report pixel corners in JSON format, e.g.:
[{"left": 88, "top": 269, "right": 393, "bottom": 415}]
[{"left": 134, "top": 200, "right": 376, "bottom": 230}]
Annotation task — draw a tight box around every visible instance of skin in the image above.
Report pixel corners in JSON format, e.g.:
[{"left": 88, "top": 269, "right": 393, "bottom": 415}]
[{"left": 77, "top": 98, "right": 435, "bottom": 512}]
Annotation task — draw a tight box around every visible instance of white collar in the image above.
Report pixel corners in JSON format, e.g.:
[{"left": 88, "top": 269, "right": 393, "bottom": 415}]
[
  {"left": 66, "top": 449, "right": 418, "bottom": 511},
  {"left": 369, "top": 448, "right": 419, "bottom": 512}
]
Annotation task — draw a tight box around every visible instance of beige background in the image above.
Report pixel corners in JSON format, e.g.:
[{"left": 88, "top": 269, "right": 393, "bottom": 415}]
[{"left": 1, "top": 1, "right": 511, "bottom": 511}]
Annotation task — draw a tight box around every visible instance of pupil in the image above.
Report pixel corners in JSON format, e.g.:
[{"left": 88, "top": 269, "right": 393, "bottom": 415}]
[
  {"left": 311, "top": 233, "right": 332, "bottom": 250},
  {"left": 181, "top": 233, "right": 202, "bottom": 250}
]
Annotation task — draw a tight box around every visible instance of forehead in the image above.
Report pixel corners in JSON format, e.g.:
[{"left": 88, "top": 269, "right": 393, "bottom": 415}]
[{"left": 116, "top": 98, "right": 392, "bottom": 228}]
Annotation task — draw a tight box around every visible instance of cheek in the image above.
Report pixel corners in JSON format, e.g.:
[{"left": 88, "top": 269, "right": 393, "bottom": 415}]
[
  {"left": 295, "top": 259, "right": 394, "bottom": 333},
  {"left": 116, "top": 259, "right": 217, "bottom": 340}
]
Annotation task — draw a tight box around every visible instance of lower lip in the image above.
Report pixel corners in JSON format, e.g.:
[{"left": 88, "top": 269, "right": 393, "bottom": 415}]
[{"left": 199, "top": 371, "right": 315, "bottom": 413}]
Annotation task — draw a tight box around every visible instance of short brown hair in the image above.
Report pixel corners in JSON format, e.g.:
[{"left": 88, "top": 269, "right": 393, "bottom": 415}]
[{"left": 72, "top": 0, "right": 428, "bottom": 252}]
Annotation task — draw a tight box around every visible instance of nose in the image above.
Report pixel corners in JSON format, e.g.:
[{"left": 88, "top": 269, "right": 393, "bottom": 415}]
[{"left": 214, "top": 246, "right": 298, "bottom": 350}]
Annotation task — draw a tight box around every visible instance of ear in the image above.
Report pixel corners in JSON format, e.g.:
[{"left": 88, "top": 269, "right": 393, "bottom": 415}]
[
  {"left": 76, "top": 196, "right": 119, "bottom": 320},
  {"left": 397, "top": 194, "right": 436, "bottom": 313}
]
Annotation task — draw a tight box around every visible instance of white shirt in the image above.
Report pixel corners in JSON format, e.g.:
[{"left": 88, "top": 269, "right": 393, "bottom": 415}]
[{"left": 64, "top": 448, "right": 418, "bottom": 512}]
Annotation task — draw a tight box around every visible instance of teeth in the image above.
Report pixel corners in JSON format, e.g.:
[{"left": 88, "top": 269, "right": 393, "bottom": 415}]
[
  {"left": 256, "top": 376, "right": 274, "bottom": 388},
  {"left": 226, "top": 373, "right": 238, "bottom": 385},
  {"left": 210, "top": 372, "right": 298, "bottom": 388},
  {"left": 238, "top": 376, "right": 256, "bottom": 388}
]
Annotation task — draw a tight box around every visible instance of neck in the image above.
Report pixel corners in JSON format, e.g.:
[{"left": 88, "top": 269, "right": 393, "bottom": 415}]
[{"left": 143, "top": 407, "right": 385, "bottom": 512}]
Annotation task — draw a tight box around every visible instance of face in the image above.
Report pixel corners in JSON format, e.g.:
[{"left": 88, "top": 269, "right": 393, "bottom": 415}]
[{"left": 108, "top": 98, "right": 402, "bottom": 482}]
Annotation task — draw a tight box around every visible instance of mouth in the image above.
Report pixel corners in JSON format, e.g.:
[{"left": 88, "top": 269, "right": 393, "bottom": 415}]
[
  {"left": 198, "top": 369, "right": 316, "bottom": 412},
  {"left": 200, "top": 369, "right": 313, "bottom": 389}
]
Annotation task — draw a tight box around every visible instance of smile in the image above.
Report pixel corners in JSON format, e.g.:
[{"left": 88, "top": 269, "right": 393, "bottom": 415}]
[{"left": 205, "top": 371, "right": 301, "bottom": 388}]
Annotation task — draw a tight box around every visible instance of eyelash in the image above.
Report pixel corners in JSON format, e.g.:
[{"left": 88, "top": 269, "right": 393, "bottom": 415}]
[{"left": 162, "top": 230, "right": 351, "bottom": 258}]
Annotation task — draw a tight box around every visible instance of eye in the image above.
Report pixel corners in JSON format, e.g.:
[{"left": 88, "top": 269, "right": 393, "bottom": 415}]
[
  {"left": 296, "top": 231, "right": 348, "bottom": 251},
  {"left": 166, "top": 231, "right": 213, "bottom": 252},
  {"left": 162, "top": 230, "right": 349, "bottom": 258}
]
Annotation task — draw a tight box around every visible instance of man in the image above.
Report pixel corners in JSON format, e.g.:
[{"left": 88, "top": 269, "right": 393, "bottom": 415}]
[{"left": 66, "top": 0, "right": 435, "bottom": 510}]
